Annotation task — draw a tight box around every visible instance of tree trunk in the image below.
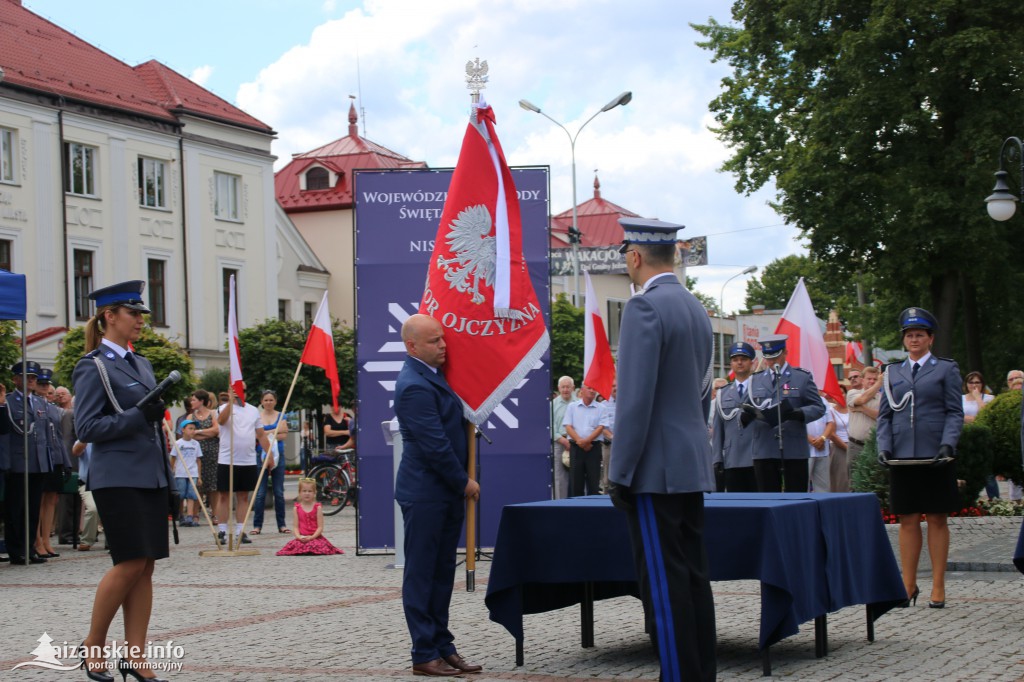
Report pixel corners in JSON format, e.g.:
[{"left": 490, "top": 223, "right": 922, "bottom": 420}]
[
  {"left": 959, "top": 272, "right": 982, "bottom": 375},
  {"left": 929, "top": 272, "right": 959, "bottom": 358}
]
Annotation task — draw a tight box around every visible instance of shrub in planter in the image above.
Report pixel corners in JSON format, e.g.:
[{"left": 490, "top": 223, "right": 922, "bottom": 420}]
[
  {"left": 975, "top": 390, "right": 1024, "bottom": 488},
  {"left": 851, "top": 428, "right": 890, "bottom": 510}
]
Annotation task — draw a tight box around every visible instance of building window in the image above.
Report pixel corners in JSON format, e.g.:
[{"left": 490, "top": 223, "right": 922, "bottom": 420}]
[
  {"left": 0, "top": 239, "right": 11, "bottom": 271},
  {"left": 65, "top": 142, "right": 98, "bottom": 197},
  {"left": 607, "top": 299, "right": 627, "bottom": 350},
  {"left": 278, "top": 299, "right": 289, "bottom": 322},
  {"left": 304, "top": 301, "right": 314, "bottom": 328},
  {"left": 147, "top": 259, "right": 167, "bottom": 326},
  {"left": 73, "top": 249, "right": 94, "bottom": 320},
  {"left": 222, "top": 268, "right": 238, "bottom": 333},
  {"left": 138, "top": 157, "right": 167, "bottom": 208},
  {"left": 305, "top": 167, "right": 329, "bottom": 190},
  {"left": 214, "top": 172, "right": 240, "bottom": 221},
  {"left": 1, "top": 128, "right": 16, "bottom": 183}
]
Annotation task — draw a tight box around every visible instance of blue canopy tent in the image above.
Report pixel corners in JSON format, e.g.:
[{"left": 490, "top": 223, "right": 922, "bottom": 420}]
[{"left": 0, "top": 268, "right": 29, "bottom": 564}]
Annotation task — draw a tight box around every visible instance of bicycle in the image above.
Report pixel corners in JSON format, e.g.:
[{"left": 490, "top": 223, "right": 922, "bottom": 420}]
[{"left": 306, "top": 448, "right": 357, "bottom": 516}]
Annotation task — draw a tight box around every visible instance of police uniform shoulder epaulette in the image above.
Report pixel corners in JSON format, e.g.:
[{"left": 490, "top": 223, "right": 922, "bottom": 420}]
[
  {"left": 789, "top": 366, "right": 813, "bottom": 376},
  {"left": 83, "top": 349, "right": 100, "bottom": 359},
  {"left": 933, "top": 355, "right": 955, "bottom": 364}
]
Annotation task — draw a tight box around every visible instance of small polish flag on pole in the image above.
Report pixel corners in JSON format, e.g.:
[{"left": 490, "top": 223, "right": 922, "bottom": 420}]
[
  {"left": 583, "top": 270, "right": 615, "bottom": 399},
  {"left": 775, "top": 277, "right": 844, "bottom": 406},
  {"left": 227, "top": 273, "right": 245, "bottom": 402},
  {"left": 301, "top": 291, "right": 341, "bottom": 411}
]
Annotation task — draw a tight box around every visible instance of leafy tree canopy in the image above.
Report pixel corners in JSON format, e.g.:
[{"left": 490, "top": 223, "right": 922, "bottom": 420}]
[
  {"left": 0, "top": 320, "right": 22, "bottom": 388},
  {"left": 235, "top": 318, "right": 355, "bottom": 412},
  {"left": 55, "top": 325, "right": 196, "bottom": 405},
  {"left": 550, "top": 293, "right": 583, "bottom": 389},
  {"left": 694, "top": 1, "right": 1024, "bottom": 375}
]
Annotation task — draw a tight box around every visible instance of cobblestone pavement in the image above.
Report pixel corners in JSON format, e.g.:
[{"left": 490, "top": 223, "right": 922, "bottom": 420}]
[{"left": 1, "top": 491, "right": 1022, "bottom": 681}]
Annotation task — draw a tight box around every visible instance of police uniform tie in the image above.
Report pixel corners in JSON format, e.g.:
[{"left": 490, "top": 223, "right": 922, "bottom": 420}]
[
  {"left": 911, "top": 362, "right": 919, "bottom": 380},
  {"left": 738, "top": 383, "right": 745, "bottom": 399},
  {"left": 125, "top": 351, "right": 139, "bottom": 372}
]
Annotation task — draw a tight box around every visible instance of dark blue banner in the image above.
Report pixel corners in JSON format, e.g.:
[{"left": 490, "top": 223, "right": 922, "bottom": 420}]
[{"left": 354, "top": 167, "right": 551, "bottom": 551}]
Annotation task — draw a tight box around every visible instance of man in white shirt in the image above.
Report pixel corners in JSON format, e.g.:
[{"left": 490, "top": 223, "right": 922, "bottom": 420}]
[
  {"left": 806, "top": 393, "right": 834, "bottom": 492},
  {"left": 846, "top": 366, "right": 881, "bottom": 485},
  {"left": 599, "top": 381, "right": 617, "bottom": 493},
  {"left": 216, "top": 391, "right": 272, "bottom": 545},
  {"left": 563, "top": 384, "right": 605, "bottom": 496}
]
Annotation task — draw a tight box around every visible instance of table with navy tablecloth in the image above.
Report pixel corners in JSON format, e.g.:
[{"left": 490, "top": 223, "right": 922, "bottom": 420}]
[{"left": 484, "top": 493, "right": 907, "bottom": 672}]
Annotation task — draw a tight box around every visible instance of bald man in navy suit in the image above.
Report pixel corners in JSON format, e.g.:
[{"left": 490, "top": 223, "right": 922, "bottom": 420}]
[{"left": 394, "top": 314, "right": 482, "bottom": 677}]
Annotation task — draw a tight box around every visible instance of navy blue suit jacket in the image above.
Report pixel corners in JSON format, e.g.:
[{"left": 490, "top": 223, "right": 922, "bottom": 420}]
[
  {"left": 393, "top": 356, "right": 469, "bottom": 503},
  {"left": 72, "top": 346, "right": 169, "bottom": 490}
]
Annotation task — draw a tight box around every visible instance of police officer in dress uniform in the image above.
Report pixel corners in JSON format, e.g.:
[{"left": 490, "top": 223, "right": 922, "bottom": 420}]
[
  {"left": 0, "top": 360, "right": 56, "bottom": 564},
  {"left": 73, "top": 280, "right": 173, "bottom": 681},
  {"left": 33, "top": 367, "right": 72, "bottom": 558},
  {"left": 712, "top": 342, "right": 759, "bottom": 492},
  {"left": 741, "top": 334, "right": 825, "bottom": 493},
  {"left": 876, "top": 307, "right": 963, "bottom": 609},
  {"left": 393, "top": 314, "right": 482, "bottom": 677},
  {"left": 608, "top": 218, "right": 717, "bottom": 682}
]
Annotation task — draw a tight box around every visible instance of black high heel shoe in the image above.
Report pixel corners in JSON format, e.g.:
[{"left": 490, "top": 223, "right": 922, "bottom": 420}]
[
  {"left": 899, "top": 585, "right": 920, "bottom": 608},
  {"left": 79, "top": 642, "right": 113, "bottom": 682},
  {"left": 117, "top": 658, "right": 167, "bottom": 682},
  {"left": 928, "top": 599, "right": 945, "bottom": 609}
]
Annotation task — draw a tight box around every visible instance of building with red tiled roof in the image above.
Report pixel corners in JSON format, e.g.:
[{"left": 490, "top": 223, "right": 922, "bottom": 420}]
[
  {"left": 0, "top": 0, "right": 326, "bottom": 373},
  {"left": 275, "top": 102, "right": 426, "bottom": 324},
  {"left": 550, "top": 175, "right": 640, "bottom": 249}
]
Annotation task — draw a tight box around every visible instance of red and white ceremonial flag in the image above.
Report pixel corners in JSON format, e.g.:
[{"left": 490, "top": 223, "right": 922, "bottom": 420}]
[
  {"left": 227, "top": 273, "right": 245, "bottom": 402},
  {"left": 775, "top": 277, "right": 845, "bottom": 406},
  {"left": 583, "top": 270, "right": 615, "bottom": 399},
  {"left": 301, "top": 290, "right": 341, "bottom": 412},
  {"left": 420, "top": 99, "right": 549, "bottom": 424}
]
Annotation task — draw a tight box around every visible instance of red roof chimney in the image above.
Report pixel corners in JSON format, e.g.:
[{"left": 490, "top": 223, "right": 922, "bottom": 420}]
[
  {"left": 348, "top": 101, "right": 359, "bottom": 139},
  {"left": 593, "top": 173, "right": 601, "bottom": 200}
]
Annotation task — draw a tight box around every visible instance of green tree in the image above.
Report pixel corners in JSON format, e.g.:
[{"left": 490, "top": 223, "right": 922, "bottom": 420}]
[
  {"left": 198, "top": 367, "right": 229, "bottom": 395},
  {"left": 550, "top": 293, "right": 583, "bottom": 388},
  {"left": 235, "top": 318, "right": 355, "bottom": 411},
  {"left": 742, "top": 254, "right": 854, "bottom": 318},
  {"left": 976, "top": 390, "right": 1024, "bottom": 486},
  {"left": 694, "top": 2, "right": 1024, "bottom": 374},
  {"left": 0, "top": 320, "right": 21, "bottom": 387},
  {"left": 55, "top": 325, "right": 196, "bottom": 405},
  {"left": 686, "top": 276, "right": 720, "bottom": 315}
]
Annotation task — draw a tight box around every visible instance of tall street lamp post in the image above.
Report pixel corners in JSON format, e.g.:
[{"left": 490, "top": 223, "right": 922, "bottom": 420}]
[
  {"left": 519, "top": 91, "right": 632, "bottom": 306},
  {"left": 985, "top": 136, "right": 1024, "bottom": 222},
  {"left": 719, "top": 266, "right": 758, "bottom": 378}
]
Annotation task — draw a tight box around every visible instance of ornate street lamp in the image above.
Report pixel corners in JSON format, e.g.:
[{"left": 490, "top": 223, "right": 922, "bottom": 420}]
[{"left": 985, "top": 136, "right": 1024, "bottom": 221}]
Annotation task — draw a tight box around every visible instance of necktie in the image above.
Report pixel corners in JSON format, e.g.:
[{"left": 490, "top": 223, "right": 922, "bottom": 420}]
[
  {"left": 911, "top": 363, "right": 919, "bottom": 380},
  {"left": 738, "top": 383, "right": 745, "bottom": 400},
  {"left": 125, "top": 352, "right": 139, "bottom": 372}
]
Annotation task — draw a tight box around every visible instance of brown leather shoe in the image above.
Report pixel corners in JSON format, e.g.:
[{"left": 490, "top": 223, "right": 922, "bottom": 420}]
[
  {"left": 412, "top": 658, "right": 463, "bottom": 677},
  {"left": 444, "top": 654, "right": 482, "bottom": 674}
]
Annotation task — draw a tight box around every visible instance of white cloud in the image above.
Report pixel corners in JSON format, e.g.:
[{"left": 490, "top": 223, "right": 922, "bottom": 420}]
[{"left": 189, "top": 65, "right": 213, "bottom": 87}]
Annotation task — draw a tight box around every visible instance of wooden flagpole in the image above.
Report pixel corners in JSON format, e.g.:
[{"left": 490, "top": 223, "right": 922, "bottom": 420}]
[
  {"left": 162, "top": 419, "right": 222, "bottom": 550},
  {"left": 465, "top": 422, "right": 477, "bottom": 591},
  {"left": 235, "top": 361, "right": 304, "bottom": 541}
]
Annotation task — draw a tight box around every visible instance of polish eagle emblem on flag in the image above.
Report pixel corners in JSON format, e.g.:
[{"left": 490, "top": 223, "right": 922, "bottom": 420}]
[{"left": 436, "top": 204, "right": 496, "bottom": 305}]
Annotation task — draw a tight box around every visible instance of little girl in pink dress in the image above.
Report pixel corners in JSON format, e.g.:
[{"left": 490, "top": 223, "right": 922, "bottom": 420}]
[{"left": 277, "top": 478, "right": 344, "bottom": 556}]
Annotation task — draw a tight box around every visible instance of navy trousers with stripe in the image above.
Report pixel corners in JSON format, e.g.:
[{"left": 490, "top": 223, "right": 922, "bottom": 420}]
[{"left": 625, "top": 492, "right": 716, "bottom": 682}]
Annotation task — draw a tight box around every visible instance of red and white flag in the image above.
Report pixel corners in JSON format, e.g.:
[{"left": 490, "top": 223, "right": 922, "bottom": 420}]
[
  {"left": 583, "top": 270, "right": 615, "bottom": 399},
  {"left": 301, "top": 290, "right": 341, "bottom": 412},
  {"left": 420, "top": 100, "right": 549, "bottom": 424},
  {"left": 227, "top": 273, "right": 245, "bottom": 402},
  {"left": 775, "top": 277, "right": 844, "bottom": 406}
]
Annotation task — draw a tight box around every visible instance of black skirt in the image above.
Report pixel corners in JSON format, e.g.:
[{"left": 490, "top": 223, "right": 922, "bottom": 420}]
[
  {"left": 92, "top": 487, "right": 169, "bottom": 565},
  {"left": 889, "top": 460, "right": 960, "bottom": 515}
]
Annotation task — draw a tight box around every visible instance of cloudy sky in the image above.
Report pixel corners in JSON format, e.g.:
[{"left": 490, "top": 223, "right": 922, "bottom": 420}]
[{"left": 26, "top": 0, "right": 805, "bottom": 313}]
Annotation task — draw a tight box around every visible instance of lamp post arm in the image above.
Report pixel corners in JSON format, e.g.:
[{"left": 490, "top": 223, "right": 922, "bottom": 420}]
[{"left": 1000, "top": 136, "right": 1024, "bottom": 187}]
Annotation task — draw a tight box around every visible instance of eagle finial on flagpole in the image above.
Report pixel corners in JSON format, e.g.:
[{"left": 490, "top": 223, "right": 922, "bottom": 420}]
[{"left": 465, "top": 57, "right": 488, "bottom": 110}]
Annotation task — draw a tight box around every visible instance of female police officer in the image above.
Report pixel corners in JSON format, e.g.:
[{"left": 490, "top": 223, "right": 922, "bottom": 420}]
[
  {"left": 876, "top": 307, "right": 963, "bottom": 609},
  {"left": 74, "top": 281, "right": 170, "bottom": 682}
]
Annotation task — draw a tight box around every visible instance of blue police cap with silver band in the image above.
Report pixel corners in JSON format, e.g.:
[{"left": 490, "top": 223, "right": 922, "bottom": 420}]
[
  {"left": 618, "top": 218, "right": 685, "bottom": 254},
  {"left": 728, "top": 341, "right": 756, "bottom": 359},
  {"left": 87, "top": 280, "right": 151, "bottom": 313},
  {"left": 899, "top": 307, "right": 937, "bottom": 333},
  {"left": 11, "top": 360, "right": 40, "bottom": 376},
  {"left": 759, "top": 334, "right": 788, "bottom": 358},
  {"left": 36, "top": 367, "right": 53, "bottom": 384}
]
